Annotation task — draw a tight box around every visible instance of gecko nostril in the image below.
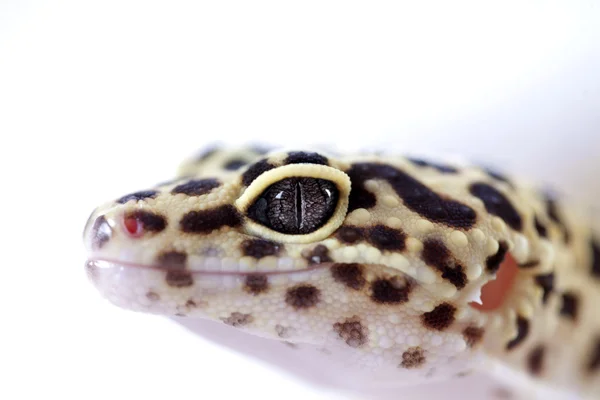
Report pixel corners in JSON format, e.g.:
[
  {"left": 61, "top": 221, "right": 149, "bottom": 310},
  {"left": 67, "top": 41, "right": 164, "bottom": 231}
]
[
  {"left": 123, "top": 215, "right": 144, "bottom": 237},
  {"left": 90, "top": 215, "right": 113, "bottom": 249}
]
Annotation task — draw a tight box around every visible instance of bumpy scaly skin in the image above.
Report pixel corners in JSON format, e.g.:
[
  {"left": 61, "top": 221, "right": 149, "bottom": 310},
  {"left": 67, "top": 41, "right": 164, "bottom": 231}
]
[{"left": 84, "top": 146, "right": 600, "bottom": 399}]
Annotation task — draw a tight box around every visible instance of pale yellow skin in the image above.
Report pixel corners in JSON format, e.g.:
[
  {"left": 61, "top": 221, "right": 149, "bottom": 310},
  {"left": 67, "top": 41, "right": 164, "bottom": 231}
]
[{"left": 84, "top": 147, "right": 600, "bottom": 399}]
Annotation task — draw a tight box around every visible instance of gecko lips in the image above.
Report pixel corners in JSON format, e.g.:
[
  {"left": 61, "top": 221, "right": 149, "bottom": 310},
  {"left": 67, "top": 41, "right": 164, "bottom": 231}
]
[{"left": 470, "top": 253, "right": 519, "bottom": 312}]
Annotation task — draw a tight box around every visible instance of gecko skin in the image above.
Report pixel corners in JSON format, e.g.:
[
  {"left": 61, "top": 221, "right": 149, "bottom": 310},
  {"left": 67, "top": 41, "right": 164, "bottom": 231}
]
[{"left": 84, "top": 147, "right": 600, "bottom": 399}]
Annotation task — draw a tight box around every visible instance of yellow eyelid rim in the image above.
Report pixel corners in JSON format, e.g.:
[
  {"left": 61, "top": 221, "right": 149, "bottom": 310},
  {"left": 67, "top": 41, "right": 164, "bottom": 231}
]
[{"left": 235, "top": 163, "right": 352, "bottom": 244}]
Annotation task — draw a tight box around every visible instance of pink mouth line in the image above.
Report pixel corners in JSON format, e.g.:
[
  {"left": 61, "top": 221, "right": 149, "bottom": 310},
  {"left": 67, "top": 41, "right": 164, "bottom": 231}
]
[{"left": 86, "top": 258, "right": 334, "bottom": 277}]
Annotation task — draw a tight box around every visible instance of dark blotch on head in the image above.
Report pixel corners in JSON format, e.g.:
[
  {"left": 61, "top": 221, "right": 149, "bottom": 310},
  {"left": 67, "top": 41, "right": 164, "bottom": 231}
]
[
  {"left": 127, "top": 210, "right": 167, "bottom": 232},
  {"left": 285, "top": 151, "right": 328, "bottom": 166},
  {"left": 560, "top": 292, "right": 579, "bottom": 321},
  {"left": 534, "top": 216, "right": 548, "bottom": 238},
  {"left": 224, "top": 159, "right": 248, "bottom": 171},
  {"left": 158, "top": 251, "right": 193, "bottom": 287},
  {"left": 305, "top": 244, "right": 332, "bottom": 265},
  {"left": 180, "top": 205, "right": 241, "bottom": 234},
  {"left": 333, "top": 316, "right": 368, "bottom": 348},
  {"left": 400, "top": 347, "right": 426, "bottom": 369},
  {"left": 336, "top": 226, "right": 364, "bottom": 244},
  {"left": 285, "top": 285, "right": 321, "bottom": 309},
  {"left": 470, "top": 182, "right": 522, "bottom": 231},
  {"left": 165, "top": 270, "right": 194, "bottom": 287},
  {"left": 422, "top": 239, "right": 467, "bottom": 289},
  {"left": 463, "top": 326, "right": 485, "bottom": 348},
  {"left": 421, "top": 303, "right": 456, "bottom": 331},
  {"left": 370, "top": 278, "right": 411, "bottom": 304},
  {"left": 587, "top": 337, "right": 600, "bottom": 374},
  {"left": 171, "top": 178, "right": 220, "bottom": 196},
  {"left": 242, "top": 159, "right": 276, "bottom": 186},
  {"left": 347, "top": 163, "right": 476, "bottom": 228},
  {"left": 117, "top": 190, "right": 159, "bottom": 204},
  {"left": 367, "top": 225, "right": 406, "bottom": 251},
  {"left": 591, "top": 238, "right": 600, "bottom": 279},
  {"left": 222, "top": 312, "right": 253, "bottom": 327},
  {"left": 90, "top": 216, "right": 111, "bottom": 250},
  {"left": 157, "top": 251, "right": 188, "bottom": 267},
  {"left": 331, "top": 263, "right": 366, "bottom": 290},
  {"left": 506, "top": 316, "right": 529, "bottom": 350},
  {"left": 244, "top": 274, "right": 270, "bottom": 295},
  {"left": 535, "top": 273, "right": 555, "bottom": 304},
  {"left": 528, "top": 345, "right": 545, "bottom": 376},
  {"left": 241, "top": 238, "right": 281, "bottom": 259},
  {"left": 486, "top": 241, "right": 509, "bottom": 273},
  {"left": 407, "top": 157, "right": 458, "bottom": 173}
]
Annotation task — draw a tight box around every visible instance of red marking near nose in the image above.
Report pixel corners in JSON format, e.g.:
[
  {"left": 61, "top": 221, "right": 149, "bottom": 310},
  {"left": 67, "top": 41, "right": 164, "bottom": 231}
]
[
  {"left": 470, "top": 253, "right": 519, "bottom": 312},
  {"left": 123, "top": 215, "right": 144, "bottom": 237}
]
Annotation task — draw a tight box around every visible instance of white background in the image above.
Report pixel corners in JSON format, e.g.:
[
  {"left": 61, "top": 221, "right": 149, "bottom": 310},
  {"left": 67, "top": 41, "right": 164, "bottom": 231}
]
[{"left": 1, "top": 1, "right": 599, "bottom": 399}]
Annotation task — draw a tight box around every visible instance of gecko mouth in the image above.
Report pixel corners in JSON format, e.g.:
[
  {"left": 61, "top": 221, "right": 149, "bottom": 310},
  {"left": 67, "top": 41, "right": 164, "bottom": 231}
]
[{"left": 85, "top": 257, "right": 332, "bottom": 277}]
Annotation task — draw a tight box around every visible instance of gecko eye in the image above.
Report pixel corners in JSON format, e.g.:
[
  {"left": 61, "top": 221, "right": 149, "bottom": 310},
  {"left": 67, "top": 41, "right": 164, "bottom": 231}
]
[
  {"left": 123, "top": 215, "right": 144, "bottom": 237},
  {"left": 235, "top": 163, "right": 351, "bottom": 243},
  {"left": 247, "top": 177, "right": 339, "bottom": 234}
]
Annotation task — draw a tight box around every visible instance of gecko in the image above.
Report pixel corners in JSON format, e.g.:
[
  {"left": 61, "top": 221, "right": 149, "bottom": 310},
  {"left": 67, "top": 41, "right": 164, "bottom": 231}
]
[{"left": 83, "top": 146, "right": 600, "bottom": 399}]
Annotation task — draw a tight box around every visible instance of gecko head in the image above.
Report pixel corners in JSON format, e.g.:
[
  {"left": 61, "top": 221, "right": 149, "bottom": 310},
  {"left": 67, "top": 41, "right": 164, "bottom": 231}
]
[{"left": 84, "top": 147, "right": 552, "bottom": 383}]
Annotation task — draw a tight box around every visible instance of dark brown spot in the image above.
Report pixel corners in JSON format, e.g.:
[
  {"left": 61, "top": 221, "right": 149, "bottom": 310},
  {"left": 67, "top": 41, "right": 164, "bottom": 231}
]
[
  {"left": 506, "top": 316, "right": 529, "bottom": 350},
  {"left": 560, "top": 292, "right": 579, "bottom": 321},
  {"left": 587, "top": 337, "right": 600, "bottom": 373},
  {"left": 165, "top": 270, "right": 194, "bottom": 288},
  {"left": 146, "top": 292, "right": 160, "bottom": 301},
  {"left": 333, "top": 316, "right": 368, "bottom": 348},
  {"left": 546, "top": 197, "right": 571, "bottom": 244},
  {"left": 285, "top": 285, "right": 321, "bottom": 309},
  {"left": 534, "top": 216, "right": 548, "bottom": 238},
  {"left": 407, "top": 157, "right": 458, "bottom": 173},
  {"left": 534, "top": 273, "right": 555, "bottom": 304},
  {"left": 157, "top": 251, "right": 188, "bottom": 267},
  {"left": 185, "top": 299, "right": 197, "bottom": 308},
  {"left": 284, "top": 151, "right": 328, "bottom": 165},
  {"left": 347, "top": 163, "right": 476, "bottom": 228},
  {"left": 336, "top": 226, "right": 364, "bottom": 244},
  {"left": 421, "top": 303, "right": 456, "bottom": 331},
  {"left": 463, "top": 326, "right": 485, "bottom": 348},
  {"left": 180, "top": 205, "right": 241, "bottom": 234},
  {"left": 527, "top": 345, "right": 545, "bottom": 376},
  {"left": 117, "top": 190, "right": 159, "bottom": 204},
  {"left": 244, "top": 274, "right": 270, "bottom": 295},
  {"left": 242, "top": 159, "right": 276, "bottom": 186},
  {"left": 304, "top": 244, "right": 332, "bottom": 265},
  {"left": 470, "top": 182, "right": 522, "bottom": 231},
  {"left": 486, "top": 241, "right": 509, "bottom": 273},
  {"left": 90, "top": 216, "right": 112, "bottom": 250},
  {"left": 275, "top": 324, "right": 293, "bottom": 338},
  {"left": 370, "top": 277, "right": 411, "bottom": 304},
  {"left": 126, "top": 210, "right": 167, "bottom": 232},
  {"left": 171, "top": 178, "right": 220, "bottom": 196},
  {"left": 331, "top": 263, "right": 366, "bottom": 290},
  {"left": 400, "top": 347, "right": 426, "bottom": 369},
  {"left": 422, "top": 239, "right": 467, "bottom": 289},
  {"left": 591, "top": 238, "right": 600, "bottom": 279},
  {"left": 222, "top": 312, "right": 253, "bottom": 327},
  {"left": 241, "top": 239, "right": 281, "bottom": 259},
  {"left": 224, "top": 159, "right": 247, "bottom": 170},
  {"left": 367, "top": 225, "right": 406, "bottom": 251}
]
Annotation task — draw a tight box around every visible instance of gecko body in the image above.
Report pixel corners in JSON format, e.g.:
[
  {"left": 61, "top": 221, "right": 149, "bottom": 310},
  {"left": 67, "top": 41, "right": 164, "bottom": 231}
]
[{"left": 83, "top": 147, "right": 600, "bottom": 399}]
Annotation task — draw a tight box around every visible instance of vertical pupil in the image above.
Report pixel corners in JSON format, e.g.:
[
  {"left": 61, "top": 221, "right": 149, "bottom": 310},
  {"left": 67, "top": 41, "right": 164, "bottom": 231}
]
[{"left": 247, "top": 177, "right": 339, "bottom": 234}]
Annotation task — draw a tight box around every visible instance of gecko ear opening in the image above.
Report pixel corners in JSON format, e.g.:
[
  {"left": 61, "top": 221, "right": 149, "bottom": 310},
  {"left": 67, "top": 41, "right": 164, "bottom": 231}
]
[{"left": 470, "top": 253, "right": 519, "bottom": 312}]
